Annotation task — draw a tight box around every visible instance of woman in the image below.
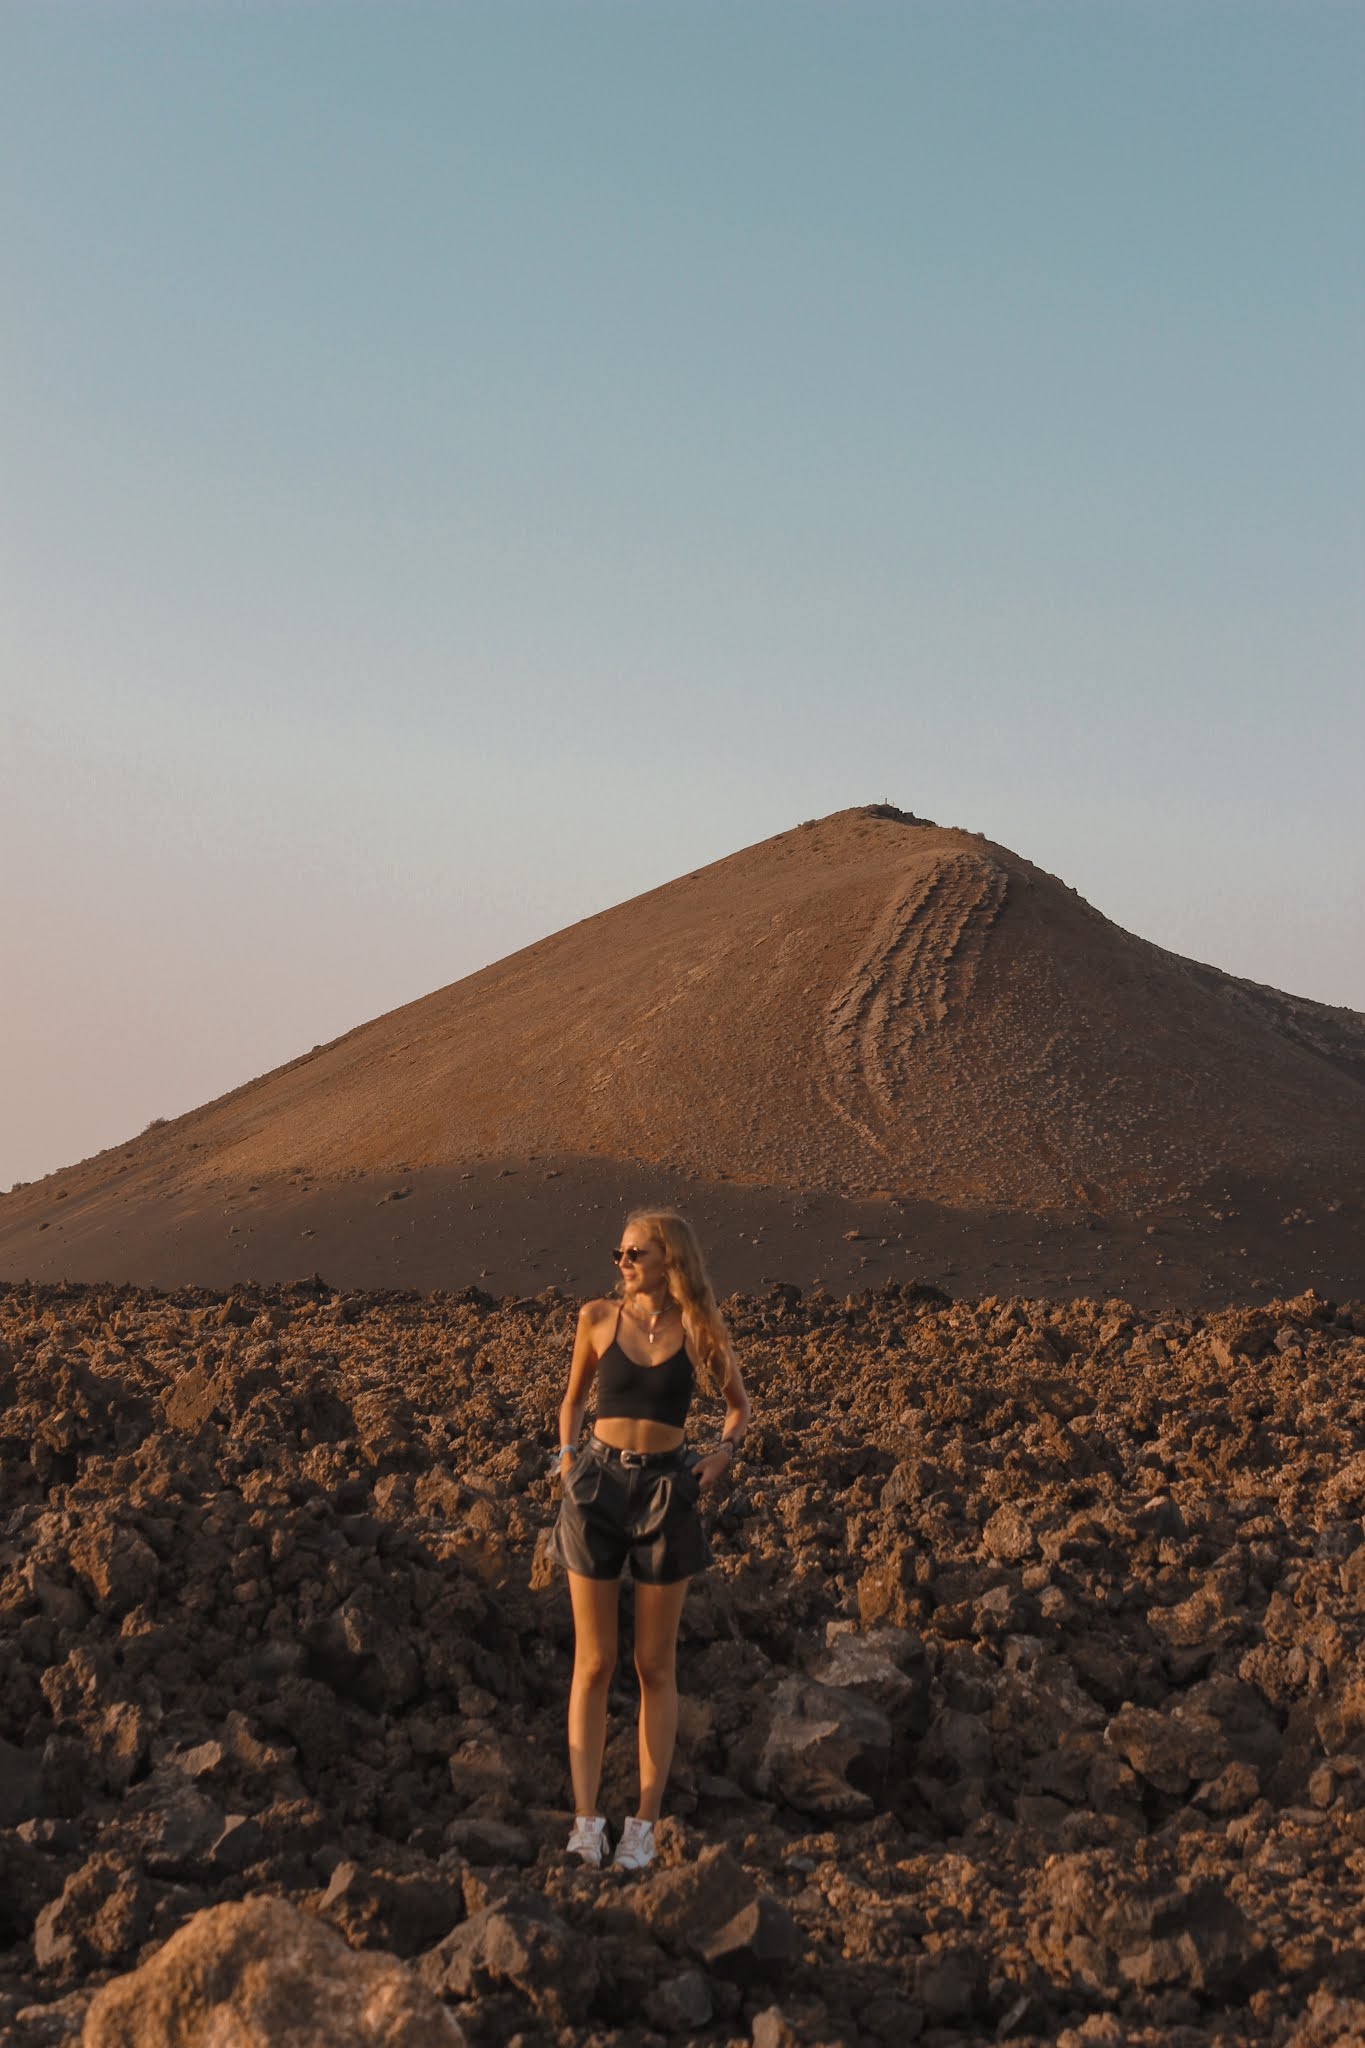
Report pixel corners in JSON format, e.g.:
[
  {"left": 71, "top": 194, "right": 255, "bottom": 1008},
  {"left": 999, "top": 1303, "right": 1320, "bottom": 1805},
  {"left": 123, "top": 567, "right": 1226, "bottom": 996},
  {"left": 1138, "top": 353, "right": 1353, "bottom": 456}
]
[{"left": 552, "top": 1208, "right": 751, "bottom": 1872}]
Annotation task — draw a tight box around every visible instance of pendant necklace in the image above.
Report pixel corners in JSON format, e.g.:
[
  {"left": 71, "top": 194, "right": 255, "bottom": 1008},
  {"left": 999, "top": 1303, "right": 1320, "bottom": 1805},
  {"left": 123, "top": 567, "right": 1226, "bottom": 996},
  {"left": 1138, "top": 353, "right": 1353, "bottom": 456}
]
[{"left": 633, "top": 1299, "right": 675, "bottom": 1345}]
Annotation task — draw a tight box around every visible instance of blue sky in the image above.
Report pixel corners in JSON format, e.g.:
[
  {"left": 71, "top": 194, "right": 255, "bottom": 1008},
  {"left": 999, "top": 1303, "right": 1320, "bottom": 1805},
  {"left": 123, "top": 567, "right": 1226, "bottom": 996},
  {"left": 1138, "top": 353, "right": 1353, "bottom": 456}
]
[{"left": 2, "top": 1, "right": 1362, "bottom": 1186}]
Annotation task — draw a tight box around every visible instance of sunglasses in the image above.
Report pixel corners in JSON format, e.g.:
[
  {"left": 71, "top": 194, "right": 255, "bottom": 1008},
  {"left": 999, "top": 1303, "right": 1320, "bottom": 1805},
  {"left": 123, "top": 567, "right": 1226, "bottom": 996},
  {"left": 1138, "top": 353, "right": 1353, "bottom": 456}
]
[{"left": 611, "top": 1245, "right": 656, "bottom": 1265}]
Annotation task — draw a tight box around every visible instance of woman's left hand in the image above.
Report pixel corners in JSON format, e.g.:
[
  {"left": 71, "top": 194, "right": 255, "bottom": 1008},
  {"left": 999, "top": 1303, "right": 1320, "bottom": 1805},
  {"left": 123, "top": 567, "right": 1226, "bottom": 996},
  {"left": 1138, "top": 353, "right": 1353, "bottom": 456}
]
[{"left": 693, "top": 1450, "right": 732, "bottom": 1491}]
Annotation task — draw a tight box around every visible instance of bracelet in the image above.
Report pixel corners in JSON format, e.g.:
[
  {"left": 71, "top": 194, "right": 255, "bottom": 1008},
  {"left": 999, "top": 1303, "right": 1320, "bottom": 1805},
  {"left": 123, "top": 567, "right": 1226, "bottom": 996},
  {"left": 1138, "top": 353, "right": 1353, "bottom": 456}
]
[{"left": 718, "top": 1437, "right": 739, "bottom": 1461}]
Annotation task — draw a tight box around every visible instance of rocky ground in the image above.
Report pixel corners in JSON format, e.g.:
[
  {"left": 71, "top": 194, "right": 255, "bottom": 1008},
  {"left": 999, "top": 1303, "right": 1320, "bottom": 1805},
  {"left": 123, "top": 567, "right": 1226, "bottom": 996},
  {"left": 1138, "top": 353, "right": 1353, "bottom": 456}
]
[{"left": 2, "top": 1276, "right": 1365, "bottom": 2046}]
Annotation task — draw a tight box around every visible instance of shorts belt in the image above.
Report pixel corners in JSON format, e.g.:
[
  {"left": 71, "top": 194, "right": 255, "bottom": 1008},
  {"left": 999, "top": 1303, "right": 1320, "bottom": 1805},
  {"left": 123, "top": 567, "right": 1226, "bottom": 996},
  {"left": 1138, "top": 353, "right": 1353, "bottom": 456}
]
[{"left": 589, "top": 1436, "right": 687, "bottom": 1470}]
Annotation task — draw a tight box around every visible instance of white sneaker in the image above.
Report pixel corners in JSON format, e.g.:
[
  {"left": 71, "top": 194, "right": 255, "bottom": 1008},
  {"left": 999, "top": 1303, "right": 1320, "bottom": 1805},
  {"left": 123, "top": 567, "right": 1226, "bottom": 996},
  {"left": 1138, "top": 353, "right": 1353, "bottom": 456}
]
[
  {"left": 611, "top": 1816, "right": 656, "bottom": 1872},
  {"left": 565, "top": 1814, "right": 609, "bottom": 1867}
]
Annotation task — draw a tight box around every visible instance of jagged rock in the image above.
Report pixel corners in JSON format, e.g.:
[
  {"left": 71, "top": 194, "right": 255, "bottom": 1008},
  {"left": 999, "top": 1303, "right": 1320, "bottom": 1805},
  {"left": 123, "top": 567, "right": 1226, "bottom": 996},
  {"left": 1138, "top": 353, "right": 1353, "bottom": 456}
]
[
  {"left": 697, "top": 1894, "right": 801, "bottom": 1982},
  {"left": 68, "top": 1520, "right": 159, "bottom": 1615},
  {"left": 162, "top": 1363, "right": 220, "bottom": 1433},
  {"left": 119, "top": 1772, "right": 225, "bottom": 1874},
  {"left": 332, "top": 1587, "right": 421, "bottom": 1711},
  {"left": 80, "top": 1895, "right": 465, "bottom": 2046},
  {"left": 644, "top": 1968, "right": 714, "bottom": 2030},
  {"left": 207, "top": 1814, "right": 265, "bottom": 1872},
  {"left": 34, "top": 1854, "right": 153, "bottom": 1975},
  {"left": 856, "top": 1550, "right": 921, "bottom": 1628},
  {"left": 13, "top": 1986, "right": 95, "bottom": 2045},
  {"left": 881, "top": 1460, "right": 939, "bottom": 1510},
  {"left": 627, "top": 1844, "right": 754, "bottom": 1952},
  {"left": 920, "top": 1705, "right": 993, "bottom": 1781},
  {"left": 811, "top": 1628, "right": 930, "bottom": 1728},
  {"left": 1103, "top": 1705, "right": 1229, "bottom": 1795},
  {"left": 1193, "top": 1760, "right": 1262, "bottom": 1814},
  {"left": 750, "top": 2007, "right": 802, "bottom": 2048},
  {"left": 1030, "top": 1851, "right": 1259, "bottom": 1999},
  {"left": 1287, "top": 1989, "right": 1365, "bottom": 2047},
  {"left": 416, "top": 1894, "right": 591, "bottom": 2025},
  {"left": 314, "top": 1860, "right": 463, "bottom": 1958},
  {"left": 914, "top": 1945, "right": 982, "bottom": 2022},
  {"left": 983, "top": 1502, "right": 1037, "bottom": 1563},
  {"left": 94, "top": 1701, "right": 152, "bottom": 1793},
  {"left": 860, "top": 1989, "right": 926, "bottom": 2044},
  {"left": 441, "top": 1817, "right": 531, "bottom": 1865},
  {"left": 167, "top": 1737, "right": 227, "bottom": 1780},
  {"left": 751, "top": 1674, "right": 892, "bottom": 1817}
]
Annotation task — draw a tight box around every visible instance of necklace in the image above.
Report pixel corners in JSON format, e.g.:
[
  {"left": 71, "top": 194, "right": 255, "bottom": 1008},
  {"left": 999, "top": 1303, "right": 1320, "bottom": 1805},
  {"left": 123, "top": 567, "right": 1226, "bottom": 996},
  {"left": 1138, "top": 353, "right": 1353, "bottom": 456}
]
[{"left": 628, "top": 1299, "right": 677, "bottom": 1344}]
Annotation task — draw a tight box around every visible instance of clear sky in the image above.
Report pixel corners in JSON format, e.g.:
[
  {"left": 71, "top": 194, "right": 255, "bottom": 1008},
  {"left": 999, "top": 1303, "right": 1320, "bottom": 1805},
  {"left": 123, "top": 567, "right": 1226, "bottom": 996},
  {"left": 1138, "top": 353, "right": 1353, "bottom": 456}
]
[{"left": 3, "top": 1, "right": 1362, "bottom": 1189}]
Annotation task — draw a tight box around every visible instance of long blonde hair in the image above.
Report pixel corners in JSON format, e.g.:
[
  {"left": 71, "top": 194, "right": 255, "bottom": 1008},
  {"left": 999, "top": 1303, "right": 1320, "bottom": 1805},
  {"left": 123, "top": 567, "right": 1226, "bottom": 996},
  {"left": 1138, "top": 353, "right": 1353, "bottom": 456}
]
[{"left": 622, "top": 1207, "right": 734, "bottom": 1401}]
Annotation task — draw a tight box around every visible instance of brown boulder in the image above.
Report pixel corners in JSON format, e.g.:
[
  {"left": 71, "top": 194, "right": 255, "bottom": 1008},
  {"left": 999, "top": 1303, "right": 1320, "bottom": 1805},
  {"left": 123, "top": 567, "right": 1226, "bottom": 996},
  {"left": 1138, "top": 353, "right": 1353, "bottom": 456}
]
[
  {"left": 1103, "top": 1705, "right": 1229, "bottom": 1795},
  {"left": 68, "top": 1519, "right": 160, "bottom": 1615},
  {"left": 983, "top": 1502, "right": 1037, "bottom": 1563},
  {"left": 627, "top": 1843, "right": 754, "bottom": 1952},
  {"left": 416, "top": 1894, "right": 591, "bottom": 2026},
  {"left": 751, "top": 1674, "right": 892, "bottom": 1817},
  {"left": 812, "top": 1628, "right": 931, "bottom": 1729},
  {"left": 857, "top": 1549, "right": 924, "bottom": 1627},
  {"left": 697, "top": 1896, "right": 801, "bottom": 1983},
  {"left": 314, "top": 1860, "right": 463, "bottom": 1957},
  {"left": 81, "top": 1895, "right": 465, "bottom": 2047},
  {"left": 34, "top": 1854, "right": 155, "bottom": 1976},
  {"left": 1288, "top": 1989, "right": 1365, "bottom": 2047},
  {"left": 1030, "top": 1850, "right": 1259, "bottom": 1999}
]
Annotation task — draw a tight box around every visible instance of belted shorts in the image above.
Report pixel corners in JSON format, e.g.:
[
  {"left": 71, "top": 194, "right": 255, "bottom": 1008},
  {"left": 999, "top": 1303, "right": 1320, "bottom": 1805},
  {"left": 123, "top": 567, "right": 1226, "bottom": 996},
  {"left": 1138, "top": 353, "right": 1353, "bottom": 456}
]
[{"left": 554, "top": 1435, "right": 712, "bottom": 1585}]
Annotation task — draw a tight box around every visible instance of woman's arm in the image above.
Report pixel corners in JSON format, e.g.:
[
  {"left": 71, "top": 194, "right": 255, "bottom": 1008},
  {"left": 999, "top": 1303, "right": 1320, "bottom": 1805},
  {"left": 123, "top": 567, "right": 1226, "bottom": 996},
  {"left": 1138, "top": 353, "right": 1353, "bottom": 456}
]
[
  {"left": 555, "top": 1303, "right": 604, "bottom": 1475},
  {"left": 717, "top": 1356, "right": 751, "bottom": 1460},
  {"left": 696, "top": 1356, "right": 752, "bottom": 1488}
]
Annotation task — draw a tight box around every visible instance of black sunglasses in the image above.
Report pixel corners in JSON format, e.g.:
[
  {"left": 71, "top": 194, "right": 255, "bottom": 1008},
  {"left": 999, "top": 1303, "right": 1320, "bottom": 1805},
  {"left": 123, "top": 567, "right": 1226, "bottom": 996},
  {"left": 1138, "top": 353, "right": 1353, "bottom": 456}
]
[{"left": 611, "top": 1245, "right": 655, "bottom": 1265}]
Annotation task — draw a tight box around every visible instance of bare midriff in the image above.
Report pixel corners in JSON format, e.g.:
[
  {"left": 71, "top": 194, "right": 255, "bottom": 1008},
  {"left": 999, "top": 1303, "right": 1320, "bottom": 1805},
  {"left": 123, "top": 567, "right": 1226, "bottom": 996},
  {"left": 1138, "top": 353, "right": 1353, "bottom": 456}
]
[{"left": 592, "top": 1414, "right": 686, "bottom": 1455}]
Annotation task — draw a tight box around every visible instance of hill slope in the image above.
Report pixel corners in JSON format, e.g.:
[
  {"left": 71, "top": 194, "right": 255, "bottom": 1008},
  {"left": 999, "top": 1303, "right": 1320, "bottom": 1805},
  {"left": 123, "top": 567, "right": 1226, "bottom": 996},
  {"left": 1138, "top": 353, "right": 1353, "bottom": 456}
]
[{"left": 3, "top": 805, "right": 1362, "bottom": 1294}]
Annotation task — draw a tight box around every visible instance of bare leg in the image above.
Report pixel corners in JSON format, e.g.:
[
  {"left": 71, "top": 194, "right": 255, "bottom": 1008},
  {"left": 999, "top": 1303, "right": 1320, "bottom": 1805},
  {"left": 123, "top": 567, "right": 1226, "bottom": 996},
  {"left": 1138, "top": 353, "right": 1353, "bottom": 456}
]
[
  {"left": 632, "top": 1577, "right": 690, "bottom": 1822},
  {"left": 567, "top": 1571, "right": 620, "bottom": 1815}
]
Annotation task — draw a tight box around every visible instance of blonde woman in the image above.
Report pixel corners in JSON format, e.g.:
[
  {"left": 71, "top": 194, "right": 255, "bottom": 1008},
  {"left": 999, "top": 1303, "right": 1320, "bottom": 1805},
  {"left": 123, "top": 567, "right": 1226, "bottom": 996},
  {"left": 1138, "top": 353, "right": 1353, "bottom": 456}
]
[{"left": 553, "top": 1208, "right": 751, "bottom": 1872}]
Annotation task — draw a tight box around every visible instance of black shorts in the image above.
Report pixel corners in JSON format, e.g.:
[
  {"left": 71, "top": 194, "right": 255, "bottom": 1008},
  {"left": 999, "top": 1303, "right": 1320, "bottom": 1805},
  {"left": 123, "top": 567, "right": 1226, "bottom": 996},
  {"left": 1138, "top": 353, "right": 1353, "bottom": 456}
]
[{"left": 554, "top": 1437, "right": 712, "bottom": 1585}]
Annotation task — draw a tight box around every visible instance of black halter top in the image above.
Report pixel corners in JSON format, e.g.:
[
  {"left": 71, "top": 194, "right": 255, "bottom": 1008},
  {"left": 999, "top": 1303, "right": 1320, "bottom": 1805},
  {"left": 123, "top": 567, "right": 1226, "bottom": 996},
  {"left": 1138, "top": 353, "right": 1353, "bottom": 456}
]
[{"left": 594, "top": 1307, "right": 695, "bottom": 1429}]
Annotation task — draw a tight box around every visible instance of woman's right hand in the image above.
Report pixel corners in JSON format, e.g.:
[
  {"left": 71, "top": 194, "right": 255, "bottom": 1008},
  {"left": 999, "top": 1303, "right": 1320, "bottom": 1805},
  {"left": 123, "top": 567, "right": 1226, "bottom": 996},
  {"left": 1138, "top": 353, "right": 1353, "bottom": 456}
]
[{"left": 692, "top": 1450, "right": 731, "bottom": 1492}]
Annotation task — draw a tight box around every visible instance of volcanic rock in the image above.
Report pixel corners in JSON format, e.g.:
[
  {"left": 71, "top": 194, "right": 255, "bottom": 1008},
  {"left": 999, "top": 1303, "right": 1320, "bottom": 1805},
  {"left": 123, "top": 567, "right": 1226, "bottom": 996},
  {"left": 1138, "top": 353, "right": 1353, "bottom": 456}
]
[
  {"left": 750, "top": 1673, "right": 893, "bottom": 1817},
  {"left": 80, "top": 1895, "right": 465, "bottom": 2046},
  {"left": 1, "top": 1277, "right": 1364, "bottom": 2043},
  {"left": 811, "top": 1625, "right": 930, "bottom": 1725},
  {"left": 1103, "top": 1704, "right": 1230, "bottom": 1795},
  {"left": 643, "top": 1967, "right": 714, "bottom": 2031},
  {"left": 33, "top": 1853, "right": 154, "bottom": 1977},
  {"left": 1030, "top": 1850, "right": 1260, "bottom": 1999},
  {"left": 626, "top": 1842, "right": 755, "bottom": 1953},
  {"left": 314, "top": 1859, "right": 464, "bottom": 1957},
  {"left": 416, "top": 1893, "right": 591, "bottom": 2026},
  {"left": 697, "top": 1893, "right": 802, "bottom": 1982}
]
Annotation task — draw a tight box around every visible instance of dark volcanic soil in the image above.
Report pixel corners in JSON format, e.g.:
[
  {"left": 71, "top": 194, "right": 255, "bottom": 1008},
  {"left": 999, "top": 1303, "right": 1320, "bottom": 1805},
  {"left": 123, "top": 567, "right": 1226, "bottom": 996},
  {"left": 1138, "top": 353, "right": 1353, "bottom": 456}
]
[
  {"left": 3, "top": 1278, "right": 1365, "bottom": 2046},
  {"left": 5, "top": 1156, "right": 1363, "bottom": 1311}
]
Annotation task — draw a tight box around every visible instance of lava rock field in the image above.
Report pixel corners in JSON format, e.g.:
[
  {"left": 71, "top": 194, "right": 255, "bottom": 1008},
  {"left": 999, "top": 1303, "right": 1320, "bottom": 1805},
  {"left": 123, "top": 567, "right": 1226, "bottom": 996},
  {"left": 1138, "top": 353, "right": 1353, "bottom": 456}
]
[{"left": 2, "top": 1277, "right": 1364, "bottom": 2046}]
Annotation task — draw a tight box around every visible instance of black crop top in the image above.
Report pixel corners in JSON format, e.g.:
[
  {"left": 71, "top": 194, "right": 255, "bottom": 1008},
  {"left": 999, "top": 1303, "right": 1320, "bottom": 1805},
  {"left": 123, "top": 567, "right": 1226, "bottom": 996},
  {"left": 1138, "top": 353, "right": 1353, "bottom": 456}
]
[{"left": 594, "top": 1311, "right": 695, "bottom": 1429}]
